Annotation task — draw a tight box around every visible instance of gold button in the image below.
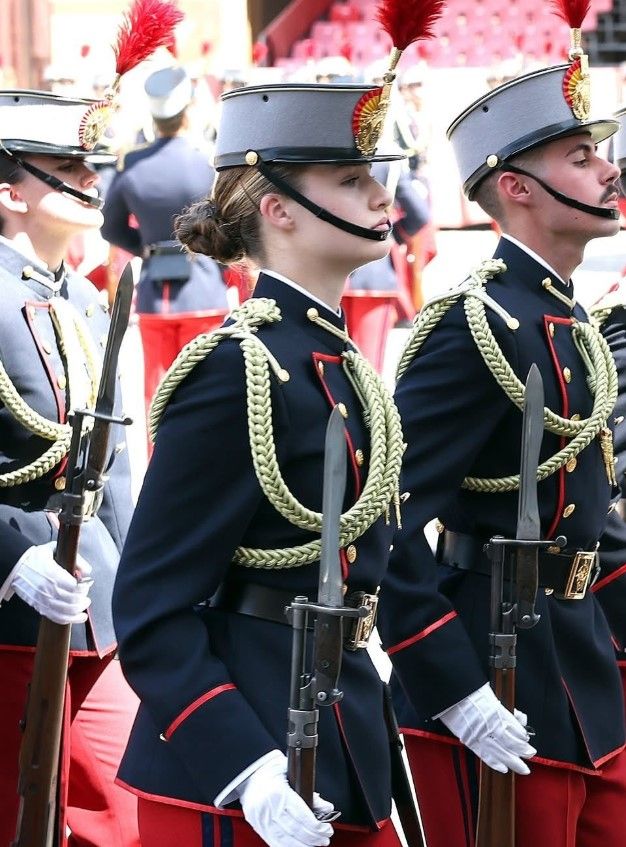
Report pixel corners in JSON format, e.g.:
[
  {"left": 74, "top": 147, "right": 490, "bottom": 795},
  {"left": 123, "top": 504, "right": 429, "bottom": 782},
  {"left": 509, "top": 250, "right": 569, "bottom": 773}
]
[
  {"left": 245, "top": 150, "right": 259, "bottom": 166},
  {"left": 563, "top": 503, "right": 576, "bottom": 518},
  {"left": 22, "top": 265, "right": 34, "bottom": 279},
  {"left": 486, "top": 154, "right": 499, "bottom": 168},
  {"left": 54, "top": 476, "right": 66, "bottom": 491},
  {"left": 85, "top": 303, "right": 95, "bottom": 317},
  {"left": 506, "top": 317, "right": 520, "bottom": 331},
  {"left": 317, "top": 361, "right": 325, "bottom": 376},
  {"left": 615, "top": 416, "right": 625, "bottom": 425},
  {"left": 278, "top": 368, "right": 290, "bottom": 383},
  {"left": 57, "top": 374, "right": 67, "bottom": 390},
  {"left": 542, "top": 277, "right": 552, "bottom": 288},
  {"left": 566, "top": 457, "right": 577, "bottom": 473},
  {"left": 337, "top": 402, "right": 348, "bottom": 419},
  {"left": 571, "top": 413, "right": 581, "bottom": 421},
  {"left": 355, "top": 449, "right": 364, "bottom": 466},
  {"left": 346, "top": 544, "right": 357, "bottom": 564},
  {"left": 544, "top": 587, "right": 554, "bottom": 596},
  {"left": 41, "top": 341, "right": 52, "bottom": 354},
  {"left": 307, "top": 307, "right": 319, "bottom": 320},
  {"left": 563, "top": 367, "right": 572, "bottom": 383},
  {"left": 548, "top": 322, "right": 555, "bottom": 337}
]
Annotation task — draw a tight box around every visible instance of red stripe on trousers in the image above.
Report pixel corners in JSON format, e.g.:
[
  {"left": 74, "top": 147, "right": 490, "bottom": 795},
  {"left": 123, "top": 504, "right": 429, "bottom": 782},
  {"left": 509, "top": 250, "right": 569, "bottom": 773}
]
[
  {"left": 137, "top": 797, "right": 404, "bottom": 846},
  {"left": 405, "top": 732, "right": 626, "bottom": 847}
]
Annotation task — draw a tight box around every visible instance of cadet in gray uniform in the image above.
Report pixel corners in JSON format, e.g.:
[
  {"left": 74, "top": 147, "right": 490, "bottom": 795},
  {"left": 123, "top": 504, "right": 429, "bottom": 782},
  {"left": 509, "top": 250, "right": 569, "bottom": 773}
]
[{"left": 0, "top": 91, "right": 139, "bottom": 845}]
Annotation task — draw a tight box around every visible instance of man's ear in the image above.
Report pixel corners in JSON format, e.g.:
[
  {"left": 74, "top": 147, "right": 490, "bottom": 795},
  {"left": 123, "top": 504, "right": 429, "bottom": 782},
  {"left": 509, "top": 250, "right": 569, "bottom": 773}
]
[
  {"left": 498, "top": 171, "right": 532, "bottom": 206},
  {"left": 0, "top": 182, "right": 28, "bottom": 216},
  {"left": 259, "top": 193, "right": 295, "bottom": 231}
]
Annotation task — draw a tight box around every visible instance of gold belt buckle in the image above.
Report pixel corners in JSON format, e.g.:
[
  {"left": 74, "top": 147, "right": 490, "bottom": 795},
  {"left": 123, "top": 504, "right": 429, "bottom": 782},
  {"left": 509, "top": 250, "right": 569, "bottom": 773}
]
[
  {"left": 345, "top": 591, "right": 379, "bottom": 651},
  {"left": 563, "top": 551, "right": 597, "bottom": 600}
]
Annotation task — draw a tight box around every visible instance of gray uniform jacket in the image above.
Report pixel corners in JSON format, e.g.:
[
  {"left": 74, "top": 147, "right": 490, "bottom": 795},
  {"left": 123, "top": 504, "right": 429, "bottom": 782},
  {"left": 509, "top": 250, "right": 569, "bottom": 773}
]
[{"left": 0, "top": 239, "right": 133, "bottom": 655}]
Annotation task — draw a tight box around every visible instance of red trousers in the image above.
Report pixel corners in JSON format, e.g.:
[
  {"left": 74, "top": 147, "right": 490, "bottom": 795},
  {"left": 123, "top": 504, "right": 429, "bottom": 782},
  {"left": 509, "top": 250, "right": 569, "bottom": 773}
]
[
  {"left": 405, "top": 733, "right": 626, "bottom": 847},
  {"left": 0, "top": 649, "right": 140, "bottom": 847},
  {"left": 137, "top": 797, "right": 404, "bottom": 846}
]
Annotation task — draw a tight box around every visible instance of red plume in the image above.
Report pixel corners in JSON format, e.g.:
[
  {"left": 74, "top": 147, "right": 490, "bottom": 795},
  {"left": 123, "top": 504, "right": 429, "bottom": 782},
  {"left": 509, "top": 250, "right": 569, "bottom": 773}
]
[
  {"left": 114, "top": 0, "right": 184, "bottom": 76},
  {"left": 550, "top": 0, "right": 591, "bottom": 28},
  {"left": 376, "top": 0, "right": 446, "bottom": 51}
]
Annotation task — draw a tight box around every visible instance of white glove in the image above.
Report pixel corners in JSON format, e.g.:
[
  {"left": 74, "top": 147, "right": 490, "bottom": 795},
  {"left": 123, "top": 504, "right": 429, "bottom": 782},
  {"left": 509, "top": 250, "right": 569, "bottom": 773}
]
[
  {"left": 237, "top": 753, "right": 335, "bottom": 847},
  {"left": 6, "top": 541, "right": 93, "bottom": 625},
  {"left": 435, "top": 683, "right": 536, "bottom": 775}
]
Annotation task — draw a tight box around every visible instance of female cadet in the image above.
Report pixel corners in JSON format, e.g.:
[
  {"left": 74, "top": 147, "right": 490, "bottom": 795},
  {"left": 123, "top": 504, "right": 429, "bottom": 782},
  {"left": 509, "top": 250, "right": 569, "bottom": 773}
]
[{"left": 111, "top": 82, "right": 408, "bottom": 846}]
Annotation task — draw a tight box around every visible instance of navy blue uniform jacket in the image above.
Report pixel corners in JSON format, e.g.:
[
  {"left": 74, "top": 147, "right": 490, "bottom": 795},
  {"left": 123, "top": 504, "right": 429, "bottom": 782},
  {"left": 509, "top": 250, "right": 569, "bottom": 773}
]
[
  {"left": 378, "top": 237, "right": 625, "bottom": 771},
  {"left": 101, "top": 137, "right": 227, "bottom": 314},
  {"left": 0, "top": 240, "right": 133, "bottom": 655},
  {"left": 596, "top": 297, "right": 626, "bottom": 667},
  {"left": 112, "top": 274, "right": 397, "bottom": 829}
]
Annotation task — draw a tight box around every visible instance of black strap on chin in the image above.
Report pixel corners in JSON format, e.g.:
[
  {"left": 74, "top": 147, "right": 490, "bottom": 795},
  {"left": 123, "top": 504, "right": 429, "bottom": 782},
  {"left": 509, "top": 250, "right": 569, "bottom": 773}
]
[
  {"left": 501, "top": 163, "right": 619, "bottom": 221},
  {"left": 0, "top": 149, "right": 104, "bottom": 211},
  {"left": 257, "top": 161, "right": 390, "bottom": 242}
]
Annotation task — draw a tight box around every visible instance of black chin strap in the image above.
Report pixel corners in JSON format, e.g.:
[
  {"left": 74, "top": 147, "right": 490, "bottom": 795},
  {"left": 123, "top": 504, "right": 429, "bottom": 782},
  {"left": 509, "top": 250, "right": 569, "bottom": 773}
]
[
  {"left": 502, "top": 163, "right": 619, "bottom": 221},
  {"left": 257, "top": 162, "right": 390, "bottom": 242},
  {"left": 0, "top": 150, "right": 104, "bottom": 211}
]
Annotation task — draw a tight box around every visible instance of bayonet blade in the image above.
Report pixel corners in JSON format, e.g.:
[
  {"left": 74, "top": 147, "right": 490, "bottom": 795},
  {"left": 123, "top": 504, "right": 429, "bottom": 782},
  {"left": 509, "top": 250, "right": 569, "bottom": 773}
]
[
  {"left": 517, "top": 364, "right": 544, "bottom": 542},
  {"left": 318, "top": 406, "right": 347, "bottom": 608},
  {"left": 95, "top": 263, "right": 134, "bottom": 418},
  {"left": 515, "top": 363, "right": 544, "bottom": 630}
]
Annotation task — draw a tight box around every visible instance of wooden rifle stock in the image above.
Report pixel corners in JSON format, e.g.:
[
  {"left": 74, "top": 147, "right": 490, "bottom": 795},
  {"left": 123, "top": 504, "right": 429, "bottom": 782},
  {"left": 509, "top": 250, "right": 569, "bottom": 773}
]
[
  {"left": 12, "top": 524, "right": 81, "bottom": 847},
  {"left": 475, "top": 539, "right": 517, "bottom": 847},
  {"left": 475, "top": 666, "right": 516, "bottom": 847}
]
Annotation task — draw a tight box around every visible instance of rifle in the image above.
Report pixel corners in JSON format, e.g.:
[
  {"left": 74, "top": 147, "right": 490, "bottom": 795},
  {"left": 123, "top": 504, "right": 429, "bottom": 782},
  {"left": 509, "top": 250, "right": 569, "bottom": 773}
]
[
  {"left": 286, "top": 405, "right": 367, "bottom": 814},
  {"left": 12, "top": 264, "right": 134, "bottom": 847},
  {"left": 475, "top": 364, "right": 566, "bottom": 847}
]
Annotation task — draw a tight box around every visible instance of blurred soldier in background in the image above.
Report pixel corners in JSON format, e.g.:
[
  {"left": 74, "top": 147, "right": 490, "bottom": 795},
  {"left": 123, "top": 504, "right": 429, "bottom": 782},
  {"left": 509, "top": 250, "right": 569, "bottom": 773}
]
[{"left": 102, "top": 66, "right": 228, "bottom": 314}]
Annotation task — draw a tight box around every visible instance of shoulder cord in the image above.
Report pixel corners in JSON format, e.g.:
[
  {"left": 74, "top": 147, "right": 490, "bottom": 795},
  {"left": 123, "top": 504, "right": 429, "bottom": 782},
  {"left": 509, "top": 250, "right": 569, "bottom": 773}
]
[
  {"left": 396, "top": 259, "right": 617, "bottom": 493},
  {"left": 149, "top": 297, "right": 405, "bottom": 569},
  {"left": 0, "top": 301, "right": 100, "bottom": 487}
]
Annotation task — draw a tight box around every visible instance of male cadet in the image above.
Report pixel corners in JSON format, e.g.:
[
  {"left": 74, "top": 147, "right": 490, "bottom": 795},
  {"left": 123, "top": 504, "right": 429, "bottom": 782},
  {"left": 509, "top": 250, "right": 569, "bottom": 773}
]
[
  {"left": 101, "top": 65, "right": 228, "bottom": 314},
  {"left": 0, "top": 92, "right": 138, "bottom": 845},
  {"left": 376, "top": 14, "right": 626, "bottom": 847},
  {"left": 590, "top": 105, "right": 626, "bottom": 702}
]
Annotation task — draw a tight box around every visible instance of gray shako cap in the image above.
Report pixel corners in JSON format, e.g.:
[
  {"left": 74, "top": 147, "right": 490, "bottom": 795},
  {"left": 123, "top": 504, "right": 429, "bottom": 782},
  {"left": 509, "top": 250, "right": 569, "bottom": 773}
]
[
  {"left": 447, "top": 65, "right": 618, "bottom": 200},
  {"left": 613, "top": 105, "right": 626, "bottom": 167},
  {"left": 144, "top": 66, "right": 193, "bottom": 119},
  {"left": 0, "top": 90, "right": 115, "bottom": 164},
  {"left": 214, "top": 83, "right": 404, "bottom": 171}
]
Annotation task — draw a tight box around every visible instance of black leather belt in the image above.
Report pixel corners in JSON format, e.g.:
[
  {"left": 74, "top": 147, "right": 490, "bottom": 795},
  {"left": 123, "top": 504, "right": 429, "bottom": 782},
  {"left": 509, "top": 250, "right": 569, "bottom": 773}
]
[
  {"left": 438, "top": 530, "right": 599, "bottom": 600},
  {"left": 209, "top": 581, "right": 379, "bottom": 650}
]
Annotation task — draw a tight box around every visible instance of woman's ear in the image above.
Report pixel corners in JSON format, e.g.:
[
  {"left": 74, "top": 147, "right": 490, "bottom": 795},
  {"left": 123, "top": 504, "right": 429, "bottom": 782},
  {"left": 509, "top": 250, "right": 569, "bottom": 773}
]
[
  {"left": 259, "top": 193, "right": 295, "bottom": 231},
  {"left": 0, "top": 182, "right": 28, "bottom": 216}
]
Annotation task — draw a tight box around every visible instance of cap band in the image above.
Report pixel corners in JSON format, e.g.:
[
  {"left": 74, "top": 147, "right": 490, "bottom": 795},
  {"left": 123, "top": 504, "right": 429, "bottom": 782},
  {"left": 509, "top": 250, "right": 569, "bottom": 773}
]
[
  {"left": 257, "top": 161, "right": 390, "bottom": 242},
  {"left": 502, "top": 162, "right": 618, "bottom": 220},
  {"left": 0, "top": 149, "right": 104, "bottom": 211}
]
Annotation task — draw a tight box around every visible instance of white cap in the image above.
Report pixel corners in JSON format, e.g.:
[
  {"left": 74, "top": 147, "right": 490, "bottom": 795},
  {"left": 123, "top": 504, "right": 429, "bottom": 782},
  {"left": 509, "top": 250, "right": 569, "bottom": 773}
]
[{"left": 144, "top": 66, "right": 192, "bottom": 119}]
